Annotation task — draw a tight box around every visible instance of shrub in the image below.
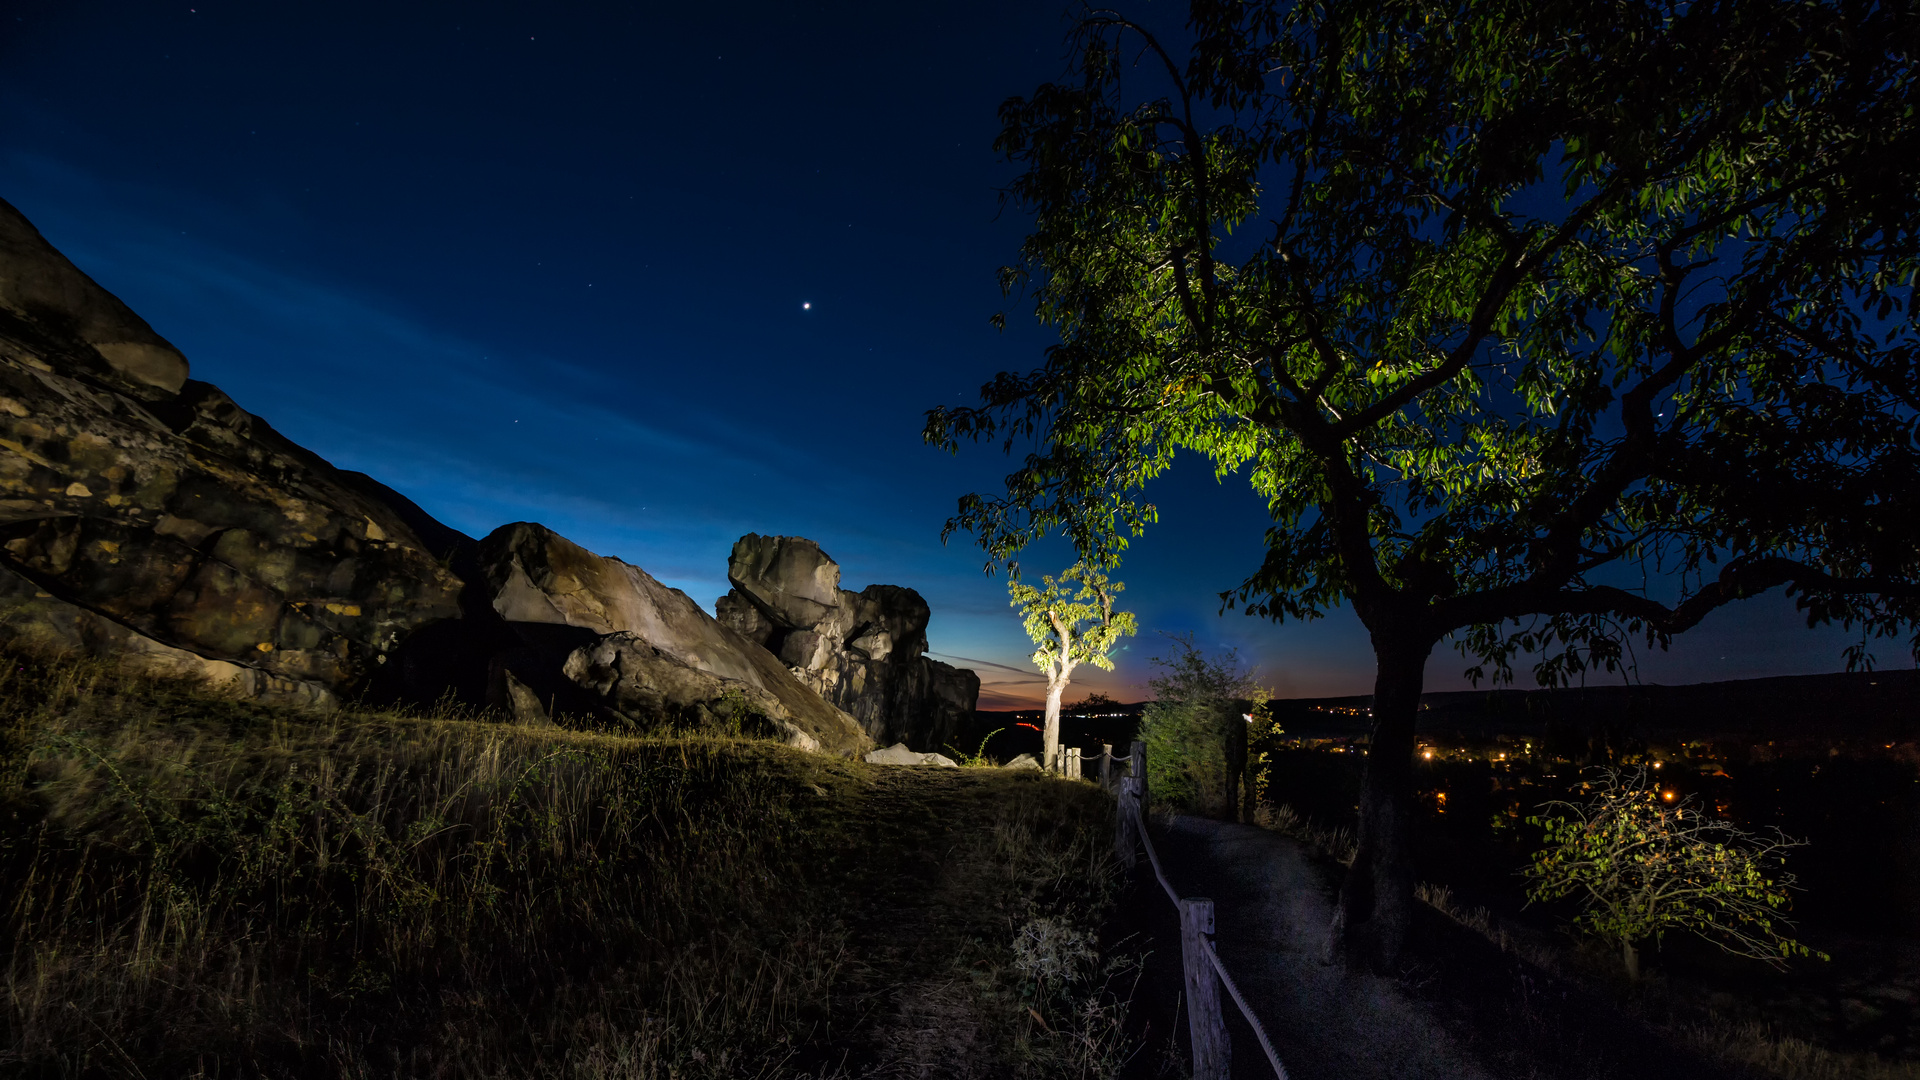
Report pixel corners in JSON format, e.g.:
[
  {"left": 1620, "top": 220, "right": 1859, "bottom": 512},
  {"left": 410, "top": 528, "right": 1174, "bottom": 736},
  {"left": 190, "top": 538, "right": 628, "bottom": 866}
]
[
  {"left": 1523, "top": 765, "right": 1828, "bottom": 979},
  {"left": 1137, "top": 635, "right": 1263, "bottom": 815}
]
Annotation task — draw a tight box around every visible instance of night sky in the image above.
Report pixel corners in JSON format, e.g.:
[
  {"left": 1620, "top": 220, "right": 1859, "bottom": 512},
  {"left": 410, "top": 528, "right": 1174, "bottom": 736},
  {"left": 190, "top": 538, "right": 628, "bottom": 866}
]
[{"left": 0, "top": 1, "right": 1882, "bottom": 708}]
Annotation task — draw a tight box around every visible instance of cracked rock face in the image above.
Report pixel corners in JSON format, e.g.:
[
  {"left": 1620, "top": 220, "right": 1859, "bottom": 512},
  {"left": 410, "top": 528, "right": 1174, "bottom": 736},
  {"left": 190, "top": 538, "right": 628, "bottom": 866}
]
[
  {"left": 0, "top": 198, "right": 462, "bottom": 703},
  {"left": 472, "top": 522, "right": 871, "bottom": 756},
  {"left": 717, "top": 534, "right": 981, "bottom": 750}
]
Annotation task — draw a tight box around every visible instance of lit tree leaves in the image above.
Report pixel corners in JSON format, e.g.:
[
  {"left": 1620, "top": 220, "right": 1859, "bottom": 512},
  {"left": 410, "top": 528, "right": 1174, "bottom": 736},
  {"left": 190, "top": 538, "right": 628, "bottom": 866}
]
[
  {"left": 928, "top": 0, "right": 1920, "bottom": 683},
  {"left": 1524, "top": 767, "right": 1827, "bottom": 974}
]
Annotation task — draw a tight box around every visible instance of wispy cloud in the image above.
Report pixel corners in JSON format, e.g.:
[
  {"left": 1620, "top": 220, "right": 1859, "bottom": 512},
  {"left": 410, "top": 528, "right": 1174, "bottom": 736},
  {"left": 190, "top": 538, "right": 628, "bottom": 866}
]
[{"left": 925, "top": 651, "right": 1044, "bottom": 681}]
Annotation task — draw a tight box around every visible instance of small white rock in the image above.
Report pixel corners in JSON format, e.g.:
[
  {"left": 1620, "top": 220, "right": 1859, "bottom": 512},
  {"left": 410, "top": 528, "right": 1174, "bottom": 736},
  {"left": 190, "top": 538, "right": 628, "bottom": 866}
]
[{"left": 864, "top": 742, "right": 959, "bottom": 768}]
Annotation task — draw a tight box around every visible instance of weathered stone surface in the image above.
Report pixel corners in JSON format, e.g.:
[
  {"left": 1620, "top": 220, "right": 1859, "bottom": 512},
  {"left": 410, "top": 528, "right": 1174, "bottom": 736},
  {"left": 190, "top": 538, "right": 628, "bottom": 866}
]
[
  {"left": 724, "top": 534, "right": 845, "bottom": 631},
  {"left": 863, "top": 743, "right": 959, "bottom": 768},
  {"left": 1004, "top": 753, "right": 1042, "bottom": 770},
  {"left": 499, "top": 667, "right": 549, "bottom": 725},
  {"left": 474, "top": 522, "right": 871, "bottom": 757},
  {"left": 0, "top": 559, "right": 338, "bottom": 708},
  {"left": 0, "top": 198, "right": 463, "bottom": 704},
  {"left": 0, "top": 200, "right": 189, "bottom": 396},
  {"left": 718, "top": 534, "right": 981, "bottom": 749}
]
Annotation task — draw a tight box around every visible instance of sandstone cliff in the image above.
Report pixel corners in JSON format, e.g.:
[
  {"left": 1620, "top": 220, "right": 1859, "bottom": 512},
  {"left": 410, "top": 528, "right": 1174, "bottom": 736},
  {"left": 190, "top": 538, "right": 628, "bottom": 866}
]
[
  {"left": 716, "top": 534, "right": 980, "bottom": 750},
  {"left": 0, "top": 197, "right": 886, "bottom": 758},
  {"left": 0, "top": 197, "right": 462, "bottom": 706}
]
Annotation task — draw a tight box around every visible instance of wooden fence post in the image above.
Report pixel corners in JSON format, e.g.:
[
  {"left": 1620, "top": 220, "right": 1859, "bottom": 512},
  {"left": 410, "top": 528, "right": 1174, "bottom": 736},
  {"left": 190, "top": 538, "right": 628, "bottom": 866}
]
[
  {"left": 1115, "top": 775, "right": 1140, "bottom": 869},
  {"left": 1100, "top": 742, "right": 1113, "bottom": 789},
  {"left": 1180, "top": 898, "right": 1230, "bottom": 1080},
  {"left": 1067, "top": 746, "right": 1082, "bottom": 780}
]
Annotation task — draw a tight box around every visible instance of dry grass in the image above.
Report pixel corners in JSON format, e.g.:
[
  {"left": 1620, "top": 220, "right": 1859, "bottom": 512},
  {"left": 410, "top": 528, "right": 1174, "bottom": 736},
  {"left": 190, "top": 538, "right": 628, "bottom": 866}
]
[
  {"left": 0, "top": 646, "right": 1134, "bottom": 1078},
  {"left": 1682, "top": 1017, "right": 1920, "bottom": 1080},
  {"left": 1254, "top": 801, "right": 1356, "bottom": 866}
]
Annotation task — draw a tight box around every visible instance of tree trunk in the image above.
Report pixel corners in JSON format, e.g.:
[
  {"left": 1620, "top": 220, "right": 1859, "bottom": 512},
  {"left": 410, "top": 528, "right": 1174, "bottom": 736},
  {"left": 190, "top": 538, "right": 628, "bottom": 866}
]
[
  {"left": 1621, "top": 940, "right": 1640, "bottom": 981},
  {"left": 1224, "top": 704, "right": 1248, "bottom": 822},
  {"left": 1043, "top": 678, "right": 1066, "bottom": 770},
  {"left": 1327, "top": 633, "right": 1433, "bottom": 972}
]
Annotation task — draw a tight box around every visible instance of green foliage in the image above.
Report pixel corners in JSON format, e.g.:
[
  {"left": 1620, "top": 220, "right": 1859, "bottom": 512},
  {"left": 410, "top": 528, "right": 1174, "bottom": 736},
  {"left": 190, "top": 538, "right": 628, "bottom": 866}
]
[
  {"left": 1009, "top": 562, "right": 1137, "bottom": 766},
  {"left": 927, "top": 0, "right": 1920, "bottom": 682},
  {"left": 1138, "top": 635, "right": 1254, "bottom": 812},
  {"left": 948, "top": 726, "right": 1009, "bottom": 767},
  {"left": 1524, "top": 767, "right": 1828, "bottom": 976},
  {"left": 1008, "top": 562, "right": 1138, "bottom": 683}
]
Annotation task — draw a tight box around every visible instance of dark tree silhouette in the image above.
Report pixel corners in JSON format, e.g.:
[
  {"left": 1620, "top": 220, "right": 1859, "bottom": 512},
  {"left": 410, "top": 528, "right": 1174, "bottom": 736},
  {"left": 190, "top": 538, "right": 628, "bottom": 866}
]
[{"left": 927, "top": 0, "right": 1920, "bottom": 969}]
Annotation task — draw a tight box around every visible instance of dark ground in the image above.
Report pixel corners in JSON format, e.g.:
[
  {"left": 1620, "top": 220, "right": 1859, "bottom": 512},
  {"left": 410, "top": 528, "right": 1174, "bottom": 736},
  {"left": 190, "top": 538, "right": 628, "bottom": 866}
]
[{"left": 1121, "top": 815, "right": 1745, "bottom": 1080}]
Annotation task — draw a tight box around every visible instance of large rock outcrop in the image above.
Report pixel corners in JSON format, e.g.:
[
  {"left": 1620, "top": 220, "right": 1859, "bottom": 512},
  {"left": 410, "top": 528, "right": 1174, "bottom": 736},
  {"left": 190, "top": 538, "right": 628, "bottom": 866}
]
[
  {"left": 715, "top": 534, "right": 980, "bottom": 749},
  {"left": 0, "top": 196, "right": 876, "bottom": 759},
  {"left": 0, "top": 197, "right": 463, "bottom": 704},
  {"left": 459, "top": 523, "right": 871, "bottom": 756}
]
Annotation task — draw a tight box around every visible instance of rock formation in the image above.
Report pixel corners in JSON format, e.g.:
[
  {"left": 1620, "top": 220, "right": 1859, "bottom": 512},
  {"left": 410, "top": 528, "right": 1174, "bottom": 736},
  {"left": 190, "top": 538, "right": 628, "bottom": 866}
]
[
  {"left": 716, "top": 534, "right": 980, "bottom": 750},
  {"left": 460, "top": 522, "right": 870, "bottom": 756},
  {"left": 0, "top": 197, "right": 462, "bottom": 706},
  {"left": 0, "top": 196, "right": 874, "bottom": 758}
]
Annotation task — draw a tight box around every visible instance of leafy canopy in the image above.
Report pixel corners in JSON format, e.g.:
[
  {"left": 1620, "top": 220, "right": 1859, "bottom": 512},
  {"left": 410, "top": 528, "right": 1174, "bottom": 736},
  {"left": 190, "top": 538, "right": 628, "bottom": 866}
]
[
  {"left": 928, "top": 0, "right": 1920, "bottom": 683},
  {"left": 1009, "top": 562, "right": 1138, "bottom": 684}
]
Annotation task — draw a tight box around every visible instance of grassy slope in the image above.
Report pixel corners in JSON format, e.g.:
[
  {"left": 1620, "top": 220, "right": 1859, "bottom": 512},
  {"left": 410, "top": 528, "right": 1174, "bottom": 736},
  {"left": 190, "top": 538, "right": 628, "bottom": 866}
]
[{"left": 0, "top": 648, "right": 1130, "bottom": 1079}]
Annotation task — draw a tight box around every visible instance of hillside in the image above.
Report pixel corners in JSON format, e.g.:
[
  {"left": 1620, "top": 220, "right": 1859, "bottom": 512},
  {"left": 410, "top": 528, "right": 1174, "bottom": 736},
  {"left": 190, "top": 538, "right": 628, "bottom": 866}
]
[
  {"left": 0, "top": 646, "right": 1127, "bottom": 1078},
  {"left": 1273, "top": 668, "right": 1920, "bottom": 742}
]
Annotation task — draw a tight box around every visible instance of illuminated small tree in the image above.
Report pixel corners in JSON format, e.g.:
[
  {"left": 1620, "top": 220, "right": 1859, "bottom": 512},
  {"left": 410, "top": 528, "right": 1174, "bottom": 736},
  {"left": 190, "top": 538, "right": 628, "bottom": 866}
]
[
  {"left": 1524, "top": 767, "right": 1826, "bottom": 980},
  {"left": 1009, "top": 562, "right": 1137, "bottom": 769}
]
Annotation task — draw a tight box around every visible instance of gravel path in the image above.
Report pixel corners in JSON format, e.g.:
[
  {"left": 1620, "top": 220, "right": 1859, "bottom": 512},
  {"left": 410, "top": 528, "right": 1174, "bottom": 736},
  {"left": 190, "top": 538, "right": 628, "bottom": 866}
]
[{"left": 1148, "top": 815, "right": 1494, "bottom": 1080}]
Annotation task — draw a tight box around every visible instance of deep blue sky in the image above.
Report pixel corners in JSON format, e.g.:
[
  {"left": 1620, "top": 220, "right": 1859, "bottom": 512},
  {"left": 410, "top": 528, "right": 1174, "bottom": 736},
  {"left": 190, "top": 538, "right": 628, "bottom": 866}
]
[{"left": 0, "top": 0, "right": 1879, "bottom": 707}]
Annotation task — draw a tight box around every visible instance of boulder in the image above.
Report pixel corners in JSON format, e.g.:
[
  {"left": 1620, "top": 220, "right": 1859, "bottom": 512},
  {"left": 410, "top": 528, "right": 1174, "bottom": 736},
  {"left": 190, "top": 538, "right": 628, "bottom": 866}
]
[
  {"left": 498, "top": 666, "right": 549, "bottom": 725},
  {"left": 724, "top": 533, "right": 844, "bottom": 630},
  {"left": 0, "top": 197, "right": 462, "bottom": 703},
  {"left": 471, "top": 522, "right": 870, "bottom": 756},
  {"left": 717, "top": 534, "right": 982, "bottom": 749},
  {"left": 1004, "top": 753, "right": 1042, "bottom": 770},
  {"left": 863, "top": 742, "right": 959, "bottom": 768}
]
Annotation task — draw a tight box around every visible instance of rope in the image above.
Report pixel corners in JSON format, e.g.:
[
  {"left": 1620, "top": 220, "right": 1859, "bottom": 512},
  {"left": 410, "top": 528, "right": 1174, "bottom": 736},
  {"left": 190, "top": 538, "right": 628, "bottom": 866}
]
[
  {"left": 1205, "top": 941, "right": 1291, "bottom": 1080},
  {"left": 1136, "top": 800, "right": 1181, "bottom": 907},
  {"left": 1132, "top": 802, "right": 1289, "bottom": 1080}
]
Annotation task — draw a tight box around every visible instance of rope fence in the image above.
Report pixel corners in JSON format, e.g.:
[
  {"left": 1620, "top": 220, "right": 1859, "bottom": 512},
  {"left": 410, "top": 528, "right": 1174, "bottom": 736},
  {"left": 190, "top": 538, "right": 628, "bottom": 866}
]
[{"left": 1108, "top": 739, "right": 1290, "bottom": 1080}]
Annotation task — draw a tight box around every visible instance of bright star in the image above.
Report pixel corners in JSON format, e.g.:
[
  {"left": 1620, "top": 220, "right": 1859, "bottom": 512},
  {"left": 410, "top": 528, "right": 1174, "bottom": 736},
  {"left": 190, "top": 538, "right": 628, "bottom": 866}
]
[{"left": 802, "top": 302, "right": 811, "bottom": 310}]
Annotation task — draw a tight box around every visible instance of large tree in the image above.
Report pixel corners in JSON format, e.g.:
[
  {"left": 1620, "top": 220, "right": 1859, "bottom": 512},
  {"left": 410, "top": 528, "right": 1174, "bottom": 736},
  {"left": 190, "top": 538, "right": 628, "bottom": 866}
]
[{"left": 927, "top": 0, "right": 1920, "bottom": 969}]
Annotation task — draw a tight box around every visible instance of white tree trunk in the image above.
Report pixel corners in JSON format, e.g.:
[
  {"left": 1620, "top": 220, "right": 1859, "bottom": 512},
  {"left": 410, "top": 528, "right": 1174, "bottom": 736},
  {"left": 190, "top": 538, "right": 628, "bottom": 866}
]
[{"left": 1043, "top": 677, "right": 1066, "bottom": 770}]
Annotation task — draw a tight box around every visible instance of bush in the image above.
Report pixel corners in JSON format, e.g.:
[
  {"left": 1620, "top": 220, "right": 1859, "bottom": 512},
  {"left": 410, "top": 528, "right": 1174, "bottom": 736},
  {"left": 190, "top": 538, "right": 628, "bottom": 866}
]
[
  {"left": 1137, "top": 635, "right": 1263, "bottom": 815},
  {"left": 1523, "top": 765, "right": 1828, "bottom": 979}
]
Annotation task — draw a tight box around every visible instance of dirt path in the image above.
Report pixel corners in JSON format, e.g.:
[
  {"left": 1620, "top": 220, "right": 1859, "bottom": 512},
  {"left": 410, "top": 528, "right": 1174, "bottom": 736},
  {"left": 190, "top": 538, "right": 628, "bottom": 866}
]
[
  {"left": 812, "top": 765, "right": 1116, "bottom": 1079},
  {"left": 1146, "top": 815, "right": 1494, "bottom": 1080},
  {"left": 1143, "top": 815, "right": 1741, "bottom": 1080}
]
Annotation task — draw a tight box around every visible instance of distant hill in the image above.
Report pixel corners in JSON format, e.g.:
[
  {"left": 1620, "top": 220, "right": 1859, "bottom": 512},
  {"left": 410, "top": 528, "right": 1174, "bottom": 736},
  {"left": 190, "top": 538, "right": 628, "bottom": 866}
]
[
  {"left": 1271, "top": 668, "right": 1920, "bottom": 743},
  {"left": 969, "top": 669, "right": 1920, "bottom": 754}
]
